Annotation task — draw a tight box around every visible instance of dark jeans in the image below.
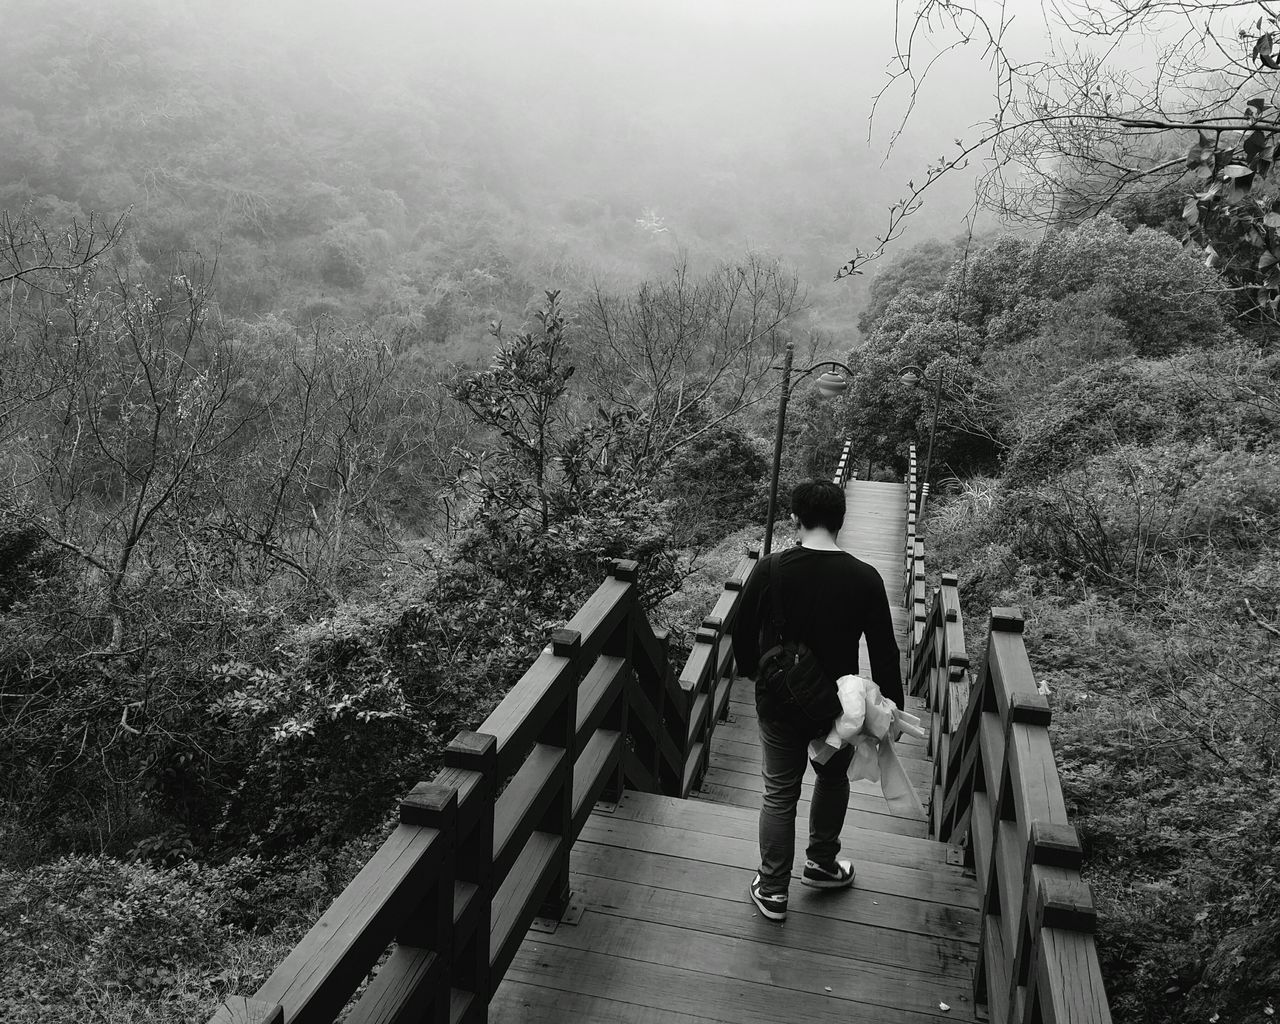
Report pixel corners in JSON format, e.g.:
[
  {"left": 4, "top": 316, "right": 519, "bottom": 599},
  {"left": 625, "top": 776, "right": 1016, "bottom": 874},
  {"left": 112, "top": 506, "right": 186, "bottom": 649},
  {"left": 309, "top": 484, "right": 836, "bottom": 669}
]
[{"left": 756, "top": 714, "right": 854, "bottom": 895}]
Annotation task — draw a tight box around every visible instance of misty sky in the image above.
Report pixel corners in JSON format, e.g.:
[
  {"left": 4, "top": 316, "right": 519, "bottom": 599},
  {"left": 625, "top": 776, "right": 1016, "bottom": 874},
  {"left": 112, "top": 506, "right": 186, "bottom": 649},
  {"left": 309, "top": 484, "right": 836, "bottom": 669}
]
[{"left": 242, "top": 0, "right": 1016, "bottom": 276}]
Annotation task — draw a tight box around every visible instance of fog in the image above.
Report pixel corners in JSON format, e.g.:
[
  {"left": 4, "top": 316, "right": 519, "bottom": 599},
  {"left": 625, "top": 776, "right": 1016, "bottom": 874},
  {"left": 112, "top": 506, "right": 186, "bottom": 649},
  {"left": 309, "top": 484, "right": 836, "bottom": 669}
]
[{"left": 0, "top": 0, "right": 1022, "bottom": 341}]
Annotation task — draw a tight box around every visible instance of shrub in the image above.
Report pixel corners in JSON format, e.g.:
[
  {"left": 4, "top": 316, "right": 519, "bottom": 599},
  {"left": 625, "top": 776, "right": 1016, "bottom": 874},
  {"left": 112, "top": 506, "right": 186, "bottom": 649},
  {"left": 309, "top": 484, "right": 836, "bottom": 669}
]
[
  {"left": 1004, "top": 359, "right": 1189, "bottom": 486},
  {"left": 0, "top": 510, "right": 61, "bottom": 613},
  {"left": 0, "top": 842, "right": 371, "bottom": 1024},
  {"left": 1025, "top": 217, "right": 1229, "bottom": 358},
  {"left": 660, "top": 423, "right": 770, "bottom": 545},
  {"left": 1009, "top": 442, "right": 1280, "bottom": 588},
  {"left": 206, "top": 629, "right": 423, "bottom": 854},
  {"left": 0, "top": 856, "right": 271, "bottom": 1023},
  {"left": 318, "top": 229, "right": 368, "bottom": 288}
]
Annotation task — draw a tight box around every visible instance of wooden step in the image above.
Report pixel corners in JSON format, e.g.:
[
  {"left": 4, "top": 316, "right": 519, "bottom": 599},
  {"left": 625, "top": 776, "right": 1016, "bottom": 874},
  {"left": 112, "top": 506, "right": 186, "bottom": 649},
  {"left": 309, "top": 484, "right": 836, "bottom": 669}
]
[{"left": 495, "top": 786, "right": 982, "bottom": 1023}]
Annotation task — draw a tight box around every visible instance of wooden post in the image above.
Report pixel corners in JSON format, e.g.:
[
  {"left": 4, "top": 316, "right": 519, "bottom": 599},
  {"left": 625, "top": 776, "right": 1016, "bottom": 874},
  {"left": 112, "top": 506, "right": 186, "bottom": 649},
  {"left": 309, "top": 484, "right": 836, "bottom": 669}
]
[
  {"left": 651, "top": 626, "right": 673, "bottom": 792},
  {"left": 539, "top": 628, "right": 580, "bottom": 920},
  {"left": 398, "top": 781, "right": 458, "bottom": 1024},
  {"left": 445, "top": 731, "right": 497, "bottom": 1020},
  {"left": 693, "top": 615, "right": 721, "bottom": 791},
  {"left": 603, "top": 560, "right": 637, "bottom": 803},
  {"left": 905, "top": 509, "right": 917, "bottom": 595},
  {"left": 625, "top": 651, "right": 659, "bottom": 794},
  {"left": 721, "top": 546, "right": 759, "bottom": 723}
]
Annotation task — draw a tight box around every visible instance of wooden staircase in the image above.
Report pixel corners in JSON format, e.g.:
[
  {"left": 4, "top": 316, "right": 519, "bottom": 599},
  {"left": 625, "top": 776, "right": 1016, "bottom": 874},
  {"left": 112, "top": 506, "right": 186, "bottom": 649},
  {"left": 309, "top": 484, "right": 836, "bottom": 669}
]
[{"left": 489, "top": 478, "right": 983, "bottom": 1023}]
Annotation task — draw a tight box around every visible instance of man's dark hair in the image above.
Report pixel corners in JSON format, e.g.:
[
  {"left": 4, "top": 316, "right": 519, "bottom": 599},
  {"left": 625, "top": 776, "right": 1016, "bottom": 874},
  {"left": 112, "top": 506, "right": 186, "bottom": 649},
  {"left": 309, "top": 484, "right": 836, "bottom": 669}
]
[{"left": 791, "top": 479, "right": 846, "bottom": 533}]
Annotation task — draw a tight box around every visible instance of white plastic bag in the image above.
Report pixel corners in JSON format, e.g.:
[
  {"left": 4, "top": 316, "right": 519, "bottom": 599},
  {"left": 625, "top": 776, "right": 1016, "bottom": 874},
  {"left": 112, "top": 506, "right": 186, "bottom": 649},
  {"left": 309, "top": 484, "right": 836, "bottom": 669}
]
[{"left": 807, "top": 675, "right": 927, "bottom": 818}]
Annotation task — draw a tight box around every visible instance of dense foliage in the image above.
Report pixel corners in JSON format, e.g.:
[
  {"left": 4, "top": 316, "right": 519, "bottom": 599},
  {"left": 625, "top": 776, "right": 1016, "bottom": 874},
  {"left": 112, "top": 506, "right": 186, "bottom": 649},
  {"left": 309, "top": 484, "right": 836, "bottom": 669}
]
[
  {"left": 836, "top": 216, "right": 1234, "bottom": 479},
  {"left": 878, "top": 222, "right": 1280, "bottom": 1024}
]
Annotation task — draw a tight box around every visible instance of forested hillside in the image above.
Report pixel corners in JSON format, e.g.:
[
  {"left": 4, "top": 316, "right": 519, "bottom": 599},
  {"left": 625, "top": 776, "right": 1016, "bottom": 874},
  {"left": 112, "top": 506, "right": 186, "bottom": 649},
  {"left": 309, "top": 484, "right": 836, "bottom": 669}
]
[
  {"left": 2, "top": 1, "right": 1278, "bottom": 1022},
  {"left": 1, "top": 1, "right": 591, "bottom": 339},
  {"left": 1, "top": 1, "right": 972, "bottom": 344}
]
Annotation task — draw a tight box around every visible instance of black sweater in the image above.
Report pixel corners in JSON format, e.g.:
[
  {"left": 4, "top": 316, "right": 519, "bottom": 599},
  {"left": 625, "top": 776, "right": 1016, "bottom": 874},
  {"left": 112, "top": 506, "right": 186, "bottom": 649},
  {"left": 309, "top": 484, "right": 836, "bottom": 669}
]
[{"left": 730, "top": 546, "right": 904, "bottom": 718}]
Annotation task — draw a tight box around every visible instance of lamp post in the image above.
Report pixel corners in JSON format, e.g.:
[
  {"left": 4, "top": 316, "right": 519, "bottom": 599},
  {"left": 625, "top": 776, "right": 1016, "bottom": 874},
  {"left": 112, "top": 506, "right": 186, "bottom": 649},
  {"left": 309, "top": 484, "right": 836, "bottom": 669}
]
[
  {"left": 762, "top": 341, "right": 855, "bottom": 555},
  {"left": 898, "top": 363, "right": 945, "bottom": 497}
]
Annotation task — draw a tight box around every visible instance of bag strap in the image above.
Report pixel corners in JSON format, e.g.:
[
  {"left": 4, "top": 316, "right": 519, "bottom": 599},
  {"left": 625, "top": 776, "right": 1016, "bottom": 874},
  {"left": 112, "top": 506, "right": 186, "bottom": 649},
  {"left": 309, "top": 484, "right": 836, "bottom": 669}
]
[{"left": 766, "top": 551, "right": 787, "bottom": 642}]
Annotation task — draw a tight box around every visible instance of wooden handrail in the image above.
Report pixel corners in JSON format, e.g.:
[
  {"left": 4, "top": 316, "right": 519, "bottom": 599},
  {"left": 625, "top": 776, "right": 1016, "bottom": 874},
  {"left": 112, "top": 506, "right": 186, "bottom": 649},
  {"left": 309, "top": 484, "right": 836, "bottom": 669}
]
[
  {"left": 907, "top": 566, "right": 1112, "bottom": 1021},
  {"left": 207, "top": 549, "right": 764, "bottom": 1024}
]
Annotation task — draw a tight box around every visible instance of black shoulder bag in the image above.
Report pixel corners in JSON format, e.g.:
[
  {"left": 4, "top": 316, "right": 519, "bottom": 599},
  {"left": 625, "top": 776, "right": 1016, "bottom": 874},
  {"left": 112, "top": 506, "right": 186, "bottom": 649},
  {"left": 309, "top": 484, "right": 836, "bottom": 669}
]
[{"left": 757, "top": 552, "right": 843, "bottom": 730}]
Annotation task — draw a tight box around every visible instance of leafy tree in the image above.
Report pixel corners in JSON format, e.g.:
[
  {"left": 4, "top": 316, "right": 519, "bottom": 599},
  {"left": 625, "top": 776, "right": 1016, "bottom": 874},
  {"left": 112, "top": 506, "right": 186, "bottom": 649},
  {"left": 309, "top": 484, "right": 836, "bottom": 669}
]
[
  {"left": 858, "top": 236, "right": 972, "bottom": 336},
  {"left": 840, "top": 217, "right": 1234, "bottom": 481},
  {"left": 658, "top": 422, "right": 770, "bottom": 545},
  {"left": 450, "top": 292, "right": 577, "bottom": 531},
  {"left": 449, "top": 291, "right": 682, "bottom": 604}
]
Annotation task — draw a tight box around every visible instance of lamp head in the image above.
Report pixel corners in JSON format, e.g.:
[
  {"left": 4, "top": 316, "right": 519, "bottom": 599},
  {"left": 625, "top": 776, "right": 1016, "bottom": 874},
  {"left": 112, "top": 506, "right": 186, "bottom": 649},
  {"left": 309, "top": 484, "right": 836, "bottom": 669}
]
[
  {"left": 899, "top": 367, "right": 923, "bottom": 386},
  {"left": 815, "top": 371, "right": 848, "bottom": 397}
]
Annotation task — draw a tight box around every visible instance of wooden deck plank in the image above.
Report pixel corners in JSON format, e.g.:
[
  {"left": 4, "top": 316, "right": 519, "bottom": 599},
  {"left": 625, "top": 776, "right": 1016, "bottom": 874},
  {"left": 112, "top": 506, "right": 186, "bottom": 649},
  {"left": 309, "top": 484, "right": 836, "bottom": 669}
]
[
  {"left": 710, "top": 716, "right": 933, "bottom": 765},
  {"left": 690, "top": 781, "right": 930, "bottom": 838},
  {"left": 725, "top": 679, "right": 929, "bottom": 727},
  {"left": 530, "top": 908, "right": 977, "bottom": 1019},
  {"left": 726, "top": 673, "right": 926, "bottom": 709},
  {"left": 710, "top": 731, "right": 931, "bottom": 766},
  {"left": 715, "top": 699, "right": 930, "bottom": 742},
  {"left": 711, "top": 716, "right": 931, "bottom": 773},
  {"left": 577, "top": 815, "right": 977, "bottom": 908},
  {"left": 697, "top": 773, "right": 928, "bottom": 830},
  {"left": 694, "top": 765, "right": 931, "bottom": 826},
  {"left": 710, "top": 729, "right": 931, "bottom": 771},
  {"left": 609, "top": 791, "right": 942, "bottom": 864},
  {"left": 568, "top": 840, "right": 977, "bottom": 942},
  {"left": 701, "top": 762, "right": 932, "bottom": 805},
  {"left": 490, "top": 980, "right": 737, "bottom": 1024},
  {"left": 727, "top": 689, "right": 930, "bottom": 721},
  {"left": 505, "top": 944, "right": 971, "bottom": 1024},
  {"left": 568, "top": 872, "right": 976, "bottom": 980},
  {"left": 709, "top": 744, "right": 933, "bottom": 789},
  {"left": 708, "top": 739, "right": 929, "bottom": 779}
]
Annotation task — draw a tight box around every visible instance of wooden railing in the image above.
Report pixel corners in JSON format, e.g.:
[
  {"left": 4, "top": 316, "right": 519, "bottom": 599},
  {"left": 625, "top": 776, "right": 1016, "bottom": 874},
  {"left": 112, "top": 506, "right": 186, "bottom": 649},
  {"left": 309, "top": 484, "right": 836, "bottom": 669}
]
[
  {"left": 908, "top": 527, "right": 1112, "bottom": 1023},
  {"left": 831, "top": 437, "right": 855, "bottom": 487},
  {"left": 676, "top": 547, "right": 759, "bottom": 796},
  {"left": 208, "top": 553, "right": 762, "bottom": 1024},
  {"left": 908, "top": 572, "right": 971, "bottom": 840},
  {"left": 904, "top": 443, "right": 927, "bottom": 659}
]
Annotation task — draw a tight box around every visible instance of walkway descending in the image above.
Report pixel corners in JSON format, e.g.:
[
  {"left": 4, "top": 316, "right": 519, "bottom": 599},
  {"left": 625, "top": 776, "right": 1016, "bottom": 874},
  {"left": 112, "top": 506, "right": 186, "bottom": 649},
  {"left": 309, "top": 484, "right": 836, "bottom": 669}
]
[{"left": 490, "top": 480, "right": 981, "bottom": 1023}]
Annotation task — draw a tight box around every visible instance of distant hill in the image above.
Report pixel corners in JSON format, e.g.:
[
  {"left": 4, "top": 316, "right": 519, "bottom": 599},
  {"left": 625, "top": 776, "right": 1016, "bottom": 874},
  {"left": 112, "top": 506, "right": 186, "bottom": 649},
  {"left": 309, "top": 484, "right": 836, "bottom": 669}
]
[{"left": 0, "top": 0, "right": 981, "bottom": 351}]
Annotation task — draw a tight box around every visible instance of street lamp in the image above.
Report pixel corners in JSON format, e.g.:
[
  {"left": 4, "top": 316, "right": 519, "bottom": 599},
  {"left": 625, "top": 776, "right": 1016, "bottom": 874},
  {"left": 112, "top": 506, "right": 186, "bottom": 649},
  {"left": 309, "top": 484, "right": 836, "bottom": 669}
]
[
  {"left": 763, "top": 341, "right": 855, "bottom": 555},
  {"left": 898, "top": 363, "right": 945, "bottom": 499}
]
